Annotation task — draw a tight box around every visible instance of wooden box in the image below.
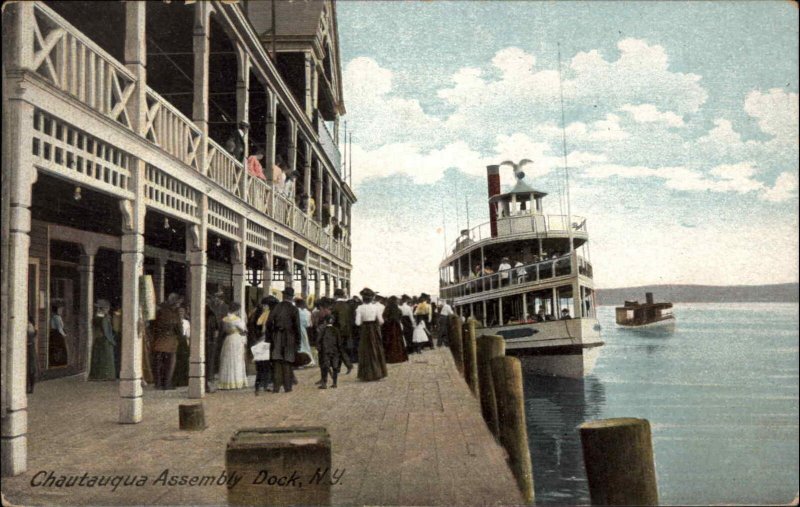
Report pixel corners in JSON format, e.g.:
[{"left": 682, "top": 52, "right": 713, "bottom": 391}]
[{"left": 226, "top": 427, "right": 331, "bottom": 506}]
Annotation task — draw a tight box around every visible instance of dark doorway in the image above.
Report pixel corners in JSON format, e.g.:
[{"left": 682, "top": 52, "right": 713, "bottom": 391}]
[{"left": 164, "top": 261, "right": 187, "bottom": 300}]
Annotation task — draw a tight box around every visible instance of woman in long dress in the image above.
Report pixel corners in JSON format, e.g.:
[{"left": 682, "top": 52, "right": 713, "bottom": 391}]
[
  {"left": 355, "top": 288, "right": 388, "bottom": 381},
  {"left": 382, "top": 296, "right": 408, "bottom": 364},
  {"left": 172, "top": 307, "right": 191, "bottom": 387},
  {"left": 49, "top": 304, "right": 69, "bottom": 367},
  {"left": 89, "top": 300, "right": 116, "bottom": 380},
  {"left": 218, "top": 302, "right": 248, "bottom": 390},
  {"left": 295, "top": 298, "right": 316, "bottom": 368}
]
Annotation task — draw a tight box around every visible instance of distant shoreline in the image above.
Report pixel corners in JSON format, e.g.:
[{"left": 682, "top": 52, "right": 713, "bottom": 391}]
[{"left": 595, "top": 283, "right": 799, "bottom": 305}]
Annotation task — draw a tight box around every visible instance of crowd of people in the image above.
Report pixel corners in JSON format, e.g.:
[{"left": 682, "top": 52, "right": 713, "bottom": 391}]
[{"left": 136, "top": 285, "right": 458, "bottom": 394}]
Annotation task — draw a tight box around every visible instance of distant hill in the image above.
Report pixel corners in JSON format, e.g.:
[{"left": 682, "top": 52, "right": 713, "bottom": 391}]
[{"left": 596, "top": 283, "right": 799, "bottom": 305}]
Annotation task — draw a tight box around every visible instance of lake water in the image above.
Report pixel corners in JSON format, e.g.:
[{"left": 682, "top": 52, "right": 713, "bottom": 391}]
[{"left": 525, "top": 303, "right": 799, "bottom": 505}]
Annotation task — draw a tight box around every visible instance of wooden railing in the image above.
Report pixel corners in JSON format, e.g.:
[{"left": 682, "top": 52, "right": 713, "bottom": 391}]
[
  {"left": 30, "top": 3, "right": 136, "bottom": 130},
  {"left": 206, "top": 139, "right": 243, "bottom": 197},
  {"left": 145, "top": 89, "right": 202, "bottom": 172},
  {"left": 246, "top": 176, "right": 272, "bottom": 215}
]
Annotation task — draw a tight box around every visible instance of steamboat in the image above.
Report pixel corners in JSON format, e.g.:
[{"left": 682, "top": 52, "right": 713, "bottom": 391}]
[
  {"left": 615, "top": 292, "right": 675, "bottom": 332},
  {"left": 438, "top": 162, "right": 603, "bottom": 378}
]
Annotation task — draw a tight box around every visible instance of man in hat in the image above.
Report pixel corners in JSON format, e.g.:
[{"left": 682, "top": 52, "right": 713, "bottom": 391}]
[
  {"left": 224, "top": 121, "right": 249, "bottom": 161},
  {"left": 331, "top": 288, "right": 355, "bottom": 365},
  {"left": 205, "top": 286, "right": 228, "bottom": 393},
  {"left": 437, "top": 299, "right": 455, "bottom": 347},
  {"left": 266, "top": 287, "right": 302, "bottom": 393},
  {"left": 152, "top": 293, "right": 183, "bottom": 389}
]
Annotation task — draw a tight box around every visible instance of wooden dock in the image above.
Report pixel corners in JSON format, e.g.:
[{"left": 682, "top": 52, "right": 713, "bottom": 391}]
[{"left": 1, "top": 347, "right": 523, "bottom": 506}]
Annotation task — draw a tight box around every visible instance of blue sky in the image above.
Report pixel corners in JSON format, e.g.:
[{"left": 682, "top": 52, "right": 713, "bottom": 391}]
[{"left": 336, "top": 1, "right": 799, "bottom": 294}]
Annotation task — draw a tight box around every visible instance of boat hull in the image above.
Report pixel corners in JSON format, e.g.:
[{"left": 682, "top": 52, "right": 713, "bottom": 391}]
[
  {"left": 477, "top": 318, "right": 603, "bottom": 378},
  {"left": 617, "top": 316, "right": 676, "bottom": 334}
]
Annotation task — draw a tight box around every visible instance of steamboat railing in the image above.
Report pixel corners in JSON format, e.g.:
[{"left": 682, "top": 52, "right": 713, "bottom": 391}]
[
  {"left": 450, "top": 214, "right": 588, "bottom": 254},
  {"left": 440, "top": 254, "right": 592, "bottom": 300}
]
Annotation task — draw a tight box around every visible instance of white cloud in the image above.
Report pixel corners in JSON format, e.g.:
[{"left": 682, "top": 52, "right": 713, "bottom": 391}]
[
  {"left": 620, "top": 103, "right": 685, "bottom": 128},
  {"left": 760, "top": 172, "right": 799, "bottom": 202},
  {"left": 744, "top": 88, "right": 799, "bottom": 142}
]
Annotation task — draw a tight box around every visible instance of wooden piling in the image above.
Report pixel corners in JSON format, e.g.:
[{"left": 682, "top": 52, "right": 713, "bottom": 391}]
[
  {"left": 476, "top": 334, "right": 505, "bottom": 437},
  {"left": 449, "top": 314, "right": 464, "bottom": 376},
  {"left": 462, "top": 318, "right": 479, "bottom": 397},
  {"left": 579, "top": 417, "right": 659, "bottom": 506},
  {"left": 491, "top": 356, "right": 534, "bottom": 505},
  {"left": 179, "top": 403, "right": 206, "bottom": 431}
]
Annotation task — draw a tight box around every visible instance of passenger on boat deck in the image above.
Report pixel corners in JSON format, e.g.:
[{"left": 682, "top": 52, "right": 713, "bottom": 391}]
[
  {"left": 224, "top": 121, "right": 248, "bottom": 161},
  {"left": 561, "top": 308, "right": 571, "bottom": 320},
  {"left": 536, "top": 306, "right": 547, "bottom": 321},
  {"left": 514, "top": 261, "right": 526, "bottom": 283},
  {"left": 498, "top": 257, "right": 512, "bottom": 285},
  {"left": 246, "top": 148, "right": 267, "bottom": 180}
]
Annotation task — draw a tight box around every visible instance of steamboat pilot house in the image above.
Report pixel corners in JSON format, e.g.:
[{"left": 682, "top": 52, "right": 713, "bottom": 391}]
[{"left": 439, "top": 163, "right": 602, "bottom": 378}]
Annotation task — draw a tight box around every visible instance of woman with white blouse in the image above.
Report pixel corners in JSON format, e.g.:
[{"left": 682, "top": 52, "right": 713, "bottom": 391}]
[{"left": 354, "top": 288, "right": 388, "bottom": 382}]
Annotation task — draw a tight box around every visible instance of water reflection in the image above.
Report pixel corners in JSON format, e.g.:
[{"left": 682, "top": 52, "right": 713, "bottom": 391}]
[{"left": 524, "top": 374, "right": 606, "bottom": 505}]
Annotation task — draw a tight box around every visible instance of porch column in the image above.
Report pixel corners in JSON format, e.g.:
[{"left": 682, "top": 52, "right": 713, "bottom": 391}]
[
  {"left": 235, "top": 43, "right": 250, "bottom": 197},
  {"left": 265, "top": 91, "right": 277, "bottom": 173},
  {"left": 192, "top": 2, "right": 211, "bottom": 174},
  {"left": 303, "top": 145, "right": 312, "bottom": 206},
  {"left": 304, "top": 52, "right": 314, "bottom": 118},
  {"left": 300, "top": 250, "right": 310, "bottom": 297},
  {"left": 153, "top": 258, "right": 166, "bottom": 303},
  {"left": 118, "top": 169, "right": 145, "bottom": 424},
  {"left": 287, "top": 242, "right": 296, "bottom": 294},
  {"left": 187, "top": 215, "right": 207, "bottom": 399},
  {"left": 261, "top": 231, "right": 274, "bottom": 295},
  {"left": 287, "top": 119, "right": 297, "bottom": 175},
  {"left": 187, "top": 1, "right": 210, "bottom": 401},
  {"left": 551, "top": 287, "right": 558, "bottom": 316},
  {"left": 314, "top": 268, "right": 321, "bottom": 300},
  {"left": 315, "top": 162, "right": 324, "bottom": 222},
  {"left": 78, "top": 248, "right": 98, "bottom": 376},
  {"left": 116, "top": 0, "right": 148, "bottom": 424},
  {"left": 232, "top": 219, "right": 247, "bottom": 320},
  {"left": 1, "top": 6, "right": 36, "bottom": 471}
]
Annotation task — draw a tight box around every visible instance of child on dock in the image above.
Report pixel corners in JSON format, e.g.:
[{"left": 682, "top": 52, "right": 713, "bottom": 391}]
[{"left": 317, "top": 315, "right": 352, "bottom": 389}]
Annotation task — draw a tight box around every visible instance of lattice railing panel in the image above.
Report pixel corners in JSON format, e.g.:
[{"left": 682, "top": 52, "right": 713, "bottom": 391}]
[
  {"left": 145, "top": 90, "right": 202, "bottom": 172},
  {"left": 206, "top": 140, "right": 243, "bottom": 197},
  {"left": 144, "top": 165, "right": 199, "bottom": 223},
  {"left": 246, "top": 220, "right": 269, "bottom": 251},
  {"left": 32, "top": 109, "right": 133, "bottom": 198},
  {"left": 208, "top": 199, "right": 240, "bottom": 239},
  {"left": 32, "top": 4, "right": 136, "bottom": 129},
  {"left": 272, "top": 234, "right": 291, "bottom": 258}
]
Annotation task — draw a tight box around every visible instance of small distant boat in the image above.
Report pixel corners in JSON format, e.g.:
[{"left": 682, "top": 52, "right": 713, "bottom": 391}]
[{"left": 615, "top": 292, "right": 675, "bottom": 331}]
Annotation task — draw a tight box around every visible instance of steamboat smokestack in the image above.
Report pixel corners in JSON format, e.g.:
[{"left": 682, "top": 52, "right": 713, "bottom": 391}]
[
  {"left": 645, "top": 292, "right": 654, "bottom": 304},
  {"left": 487, "top": 164, "right": 500, "bottom": 237}
]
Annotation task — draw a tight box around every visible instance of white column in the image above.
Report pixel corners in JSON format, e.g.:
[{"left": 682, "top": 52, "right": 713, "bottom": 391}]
[
  {"left": 522, "top": 292, "right": 528, "bottom": 321},
  {"left": 261, "top": 231, "right": 274, "bottom": 295},
  {"left": 265, "top": 92, "right": 277, "bottom": 173},
  {"left": 304, "top": 52, "right": 314, "bottom": 118},
  {"left": 232, "top": 219, "right": 247, "bottom": 319},
  {"left": 572, "top": 252, "right": 582, "bottom": 319},
  {"left": 315, "top": 162, "right": 324, "bottom": 222},
  {"left": 551, "top": 287, "right": 558, "bottom": 316},
  {"left": 78, "top": 249, "right": 97, "bottom": 376},
  {"left": 1, "top": 17, "right": 36, "bottom": 471},
  {"left": 303, "top": 144, "right": 312, "bottom": 206},
  {"left": 287, "top": 119, "right": 297, "bottom": 175},
  {"left": 153, "top": 258, "right": 166, "bottom": 303},
  {"left": 236, "top": 44, "right": 250, "bottom": 197},
  {"left": 187, "top": 216, "right": 207, "bottom": 399}
]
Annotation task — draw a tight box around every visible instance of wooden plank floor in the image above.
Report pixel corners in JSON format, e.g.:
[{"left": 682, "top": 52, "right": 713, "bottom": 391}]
[{"left": 2, "top": 347, "right": 523, "bottom": 506}]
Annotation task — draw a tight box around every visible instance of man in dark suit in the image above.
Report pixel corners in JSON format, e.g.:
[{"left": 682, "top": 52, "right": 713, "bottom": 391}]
[
  {"left": 266, "top": 287, "right": 302, "bottom": 393},
  {"left": 331, "top": 288, "right": 355, "bottom": 364}
]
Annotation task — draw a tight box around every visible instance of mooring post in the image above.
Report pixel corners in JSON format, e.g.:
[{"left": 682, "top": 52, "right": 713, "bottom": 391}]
[
  {"left": 476, "top": 334, "right": 505, "bottom": 437},
  {"left": 579, "top": 417, "right": 659, "bottom": 506},
  {"left": 178, "top": 403, "right": 206, "bottom": 431},
  {"left": 490, "top": 356, "right": 534, "bottom": 504},
  {"left": 462, "top": 318, "right": 479, "bottom": 396},
  {"left": 449, "top": 314, "right": 464, "bottom": 375}
]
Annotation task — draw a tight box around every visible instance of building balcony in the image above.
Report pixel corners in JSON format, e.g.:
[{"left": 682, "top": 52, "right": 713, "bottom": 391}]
[{"left": 10, "top": 1, "right": 351, "bottom": 265}]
